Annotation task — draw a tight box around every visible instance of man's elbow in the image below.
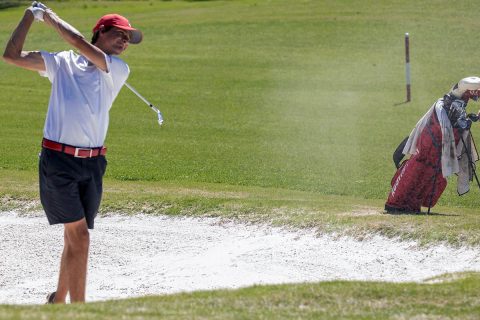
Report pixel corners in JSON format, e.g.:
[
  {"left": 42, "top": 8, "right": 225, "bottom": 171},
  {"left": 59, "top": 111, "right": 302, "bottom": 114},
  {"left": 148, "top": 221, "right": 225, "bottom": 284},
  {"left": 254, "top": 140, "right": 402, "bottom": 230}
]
[
  {"left": 2, "top": 51, "right": 29, "bottom": 68},
  {"left": 3, "top": 52, "right": 17, "bottom": 65}
]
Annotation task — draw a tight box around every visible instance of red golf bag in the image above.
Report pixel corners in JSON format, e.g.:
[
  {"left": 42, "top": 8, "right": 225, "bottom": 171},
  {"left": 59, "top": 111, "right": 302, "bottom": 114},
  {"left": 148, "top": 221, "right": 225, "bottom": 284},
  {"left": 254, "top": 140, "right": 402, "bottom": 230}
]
[{"left": 385, "top": 112, "right": 460, "bottom": 212}]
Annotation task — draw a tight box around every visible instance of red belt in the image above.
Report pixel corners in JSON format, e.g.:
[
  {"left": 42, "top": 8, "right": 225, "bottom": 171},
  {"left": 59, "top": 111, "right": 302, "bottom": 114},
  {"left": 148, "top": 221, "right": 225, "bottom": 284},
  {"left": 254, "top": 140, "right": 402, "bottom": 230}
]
[{"left": 42, "top": 138, "right": 107, "bottom": 158}]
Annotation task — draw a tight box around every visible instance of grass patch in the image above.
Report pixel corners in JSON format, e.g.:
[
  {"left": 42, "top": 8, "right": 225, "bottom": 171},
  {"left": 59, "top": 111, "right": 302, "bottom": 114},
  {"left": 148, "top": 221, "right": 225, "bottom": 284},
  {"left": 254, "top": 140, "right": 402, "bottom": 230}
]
[
  {"left": 1, "top": 272, "right": 479, "bottom": 319},
  {"left": 1, "top": 0, "right": 480, "bottom": 207},
  {"left": 2, "top": 169, "right": 479, "bottom": 247}
]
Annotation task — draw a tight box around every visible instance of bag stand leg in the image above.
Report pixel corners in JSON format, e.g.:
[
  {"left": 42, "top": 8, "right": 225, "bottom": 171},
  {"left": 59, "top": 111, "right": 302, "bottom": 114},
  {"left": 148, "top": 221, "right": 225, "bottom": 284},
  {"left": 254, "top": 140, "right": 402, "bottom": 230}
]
[{"left": 460, "top": 132, "right": 480, "bottom": 192}]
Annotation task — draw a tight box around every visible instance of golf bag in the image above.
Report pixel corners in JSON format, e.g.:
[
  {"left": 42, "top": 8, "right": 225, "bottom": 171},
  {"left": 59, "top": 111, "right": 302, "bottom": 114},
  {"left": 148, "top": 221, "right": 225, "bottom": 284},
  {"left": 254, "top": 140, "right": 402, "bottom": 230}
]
[
  {"left": 386, "top": 111, "right": 453, "bottom": 212},
  {"left": 385, "top": 94, "right": 480, "bottom": 212}
]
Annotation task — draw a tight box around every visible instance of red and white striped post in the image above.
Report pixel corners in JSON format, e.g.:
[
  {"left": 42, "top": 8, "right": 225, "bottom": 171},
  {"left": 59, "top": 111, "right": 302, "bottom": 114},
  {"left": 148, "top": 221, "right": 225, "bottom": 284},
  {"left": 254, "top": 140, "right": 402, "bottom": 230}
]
[{"left": 405, "top": 33, "right": 411, "bottom": 102}]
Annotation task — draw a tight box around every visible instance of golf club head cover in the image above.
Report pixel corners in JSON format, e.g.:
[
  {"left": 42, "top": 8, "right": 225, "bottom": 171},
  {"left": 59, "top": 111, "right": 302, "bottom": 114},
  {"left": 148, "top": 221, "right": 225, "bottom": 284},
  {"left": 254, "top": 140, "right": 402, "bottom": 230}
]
[{"left": 449, "top": 76, "right": 480, "bottom": 101}]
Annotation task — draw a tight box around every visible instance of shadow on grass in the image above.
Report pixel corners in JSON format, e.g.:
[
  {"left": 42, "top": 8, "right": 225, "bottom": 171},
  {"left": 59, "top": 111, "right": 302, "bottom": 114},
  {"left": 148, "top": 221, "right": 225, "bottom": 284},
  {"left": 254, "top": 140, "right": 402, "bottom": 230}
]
[
  {"left": 393, "top": 100, "right": 411, "bottom": 106},
  {"left": 383, "top": 211, "right": 460, "bottom": 217}
]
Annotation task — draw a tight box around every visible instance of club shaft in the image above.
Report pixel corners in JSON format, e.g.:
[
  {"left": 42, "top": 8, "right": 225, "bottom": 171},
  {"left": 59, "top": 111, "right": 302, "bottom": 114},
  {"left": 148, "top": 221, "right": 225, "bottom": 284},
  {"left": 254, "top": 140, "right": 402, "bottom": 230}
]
[
  {"left": 125, "top": 82, "right": 153, "bottom": 107},
  {"left": 124, "top": 82, "right": 164, "bottom": 125}
]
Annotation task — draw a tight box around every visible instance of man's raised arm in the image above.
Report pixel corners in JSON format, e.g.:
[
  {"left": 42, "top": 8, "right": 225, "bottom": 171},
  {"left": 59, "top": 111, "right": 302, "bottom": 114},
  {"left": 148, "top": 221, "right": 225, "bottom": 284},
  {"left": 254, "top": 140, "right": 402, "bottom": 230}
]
[
  {"left": 3, "top": 6, "right": 46, "bottom": 72},
  {"left": 41, "top": 4, "right": 108, "bottom": 71}
]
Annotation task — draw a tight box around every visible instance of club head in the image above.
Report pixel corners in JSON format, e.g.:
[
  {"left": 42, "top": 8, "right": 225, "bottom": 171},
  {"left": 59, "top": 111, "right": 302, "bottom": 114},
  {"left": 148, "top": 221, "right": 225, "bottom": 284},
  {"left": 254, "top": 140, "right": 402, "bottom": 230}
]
[{"left": 157, "top": 112, "right": 164, "bottom": 126}]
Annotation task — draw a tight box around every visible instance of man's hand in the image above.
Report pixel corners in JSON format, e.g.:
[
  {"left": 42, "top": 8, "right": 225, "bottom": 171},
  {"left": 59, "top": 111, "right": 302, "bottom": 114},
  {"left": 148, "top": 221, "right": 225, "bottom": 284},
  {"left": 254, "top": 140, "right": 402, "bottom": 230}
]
[
  {"left": 33, "top": 1, "right": 48, "bottom": 10},
  {"left": 41, "top": 6, "right": 107, "bottom": 71},
  {"left": 3, "top": 2, "right": 46, "bottom": 72},
  {"left": 27, "top": 2, "right": 45, "bottom": 22}
]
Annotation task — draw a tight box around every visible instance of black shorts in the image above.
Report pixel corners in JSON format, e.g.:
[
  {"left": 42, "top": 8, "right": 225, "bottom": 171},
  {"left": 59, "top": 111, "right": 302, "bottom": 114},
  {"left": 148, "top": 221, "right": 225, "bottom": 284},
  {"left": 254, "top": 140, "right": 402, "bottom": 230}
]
[{"left": 39, "top": 148, "right": 107, "bottom": 229}]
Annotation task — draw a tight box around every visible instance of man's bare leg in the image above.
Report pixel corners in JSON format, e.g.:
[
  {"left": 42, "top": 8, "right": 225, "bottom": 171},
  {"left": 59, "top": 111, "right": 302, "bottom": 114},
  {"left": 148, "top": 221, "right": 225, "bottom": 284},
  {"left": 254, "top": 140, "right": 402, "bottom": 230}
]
[
  {"left": 52, "top": 230, "right": 70, "bottom": 303},
  {"left": 63, "top": 218, "right": 90, "bottom": 303}
]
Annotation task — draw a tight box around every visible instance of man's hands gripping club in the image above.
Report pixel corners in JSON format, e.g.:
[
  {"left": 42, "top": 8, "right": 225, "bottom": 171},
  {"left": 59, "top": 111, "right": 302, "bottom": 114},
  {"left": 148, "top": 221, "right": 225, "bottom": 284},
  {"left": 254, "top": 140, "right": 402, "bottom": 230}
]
[
  {"left": 28, "top": 2, "right": 47, "bottom": 22},
  {"left": 28, "top": 1, "right": 108, "bottom": 72}
]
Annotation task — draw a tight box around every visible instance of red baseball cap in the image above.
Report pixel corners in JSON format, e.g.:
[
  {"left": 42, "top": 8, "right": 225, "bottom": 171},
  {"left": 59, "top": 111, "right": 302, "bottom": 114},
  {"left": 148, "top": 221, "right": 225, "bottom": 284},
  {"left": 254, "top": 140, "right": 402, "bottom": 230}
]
[{"left": 92, "top": 14, "right": 143, "bottom": 44}]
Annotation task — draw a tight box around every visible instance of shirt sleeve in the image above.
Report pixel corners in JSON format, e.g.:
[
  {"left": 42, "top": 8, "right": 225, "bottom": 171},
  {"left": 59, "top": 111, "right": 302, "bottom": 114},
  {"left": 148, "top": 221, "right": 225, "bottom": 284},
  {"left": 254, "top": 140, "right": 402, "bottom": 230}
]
[
  {"left": 102, "top": 55, "right": 130, "bottom": 94},
  {"left": 38, "top": 51, "right": 62, "bottom": 82}
]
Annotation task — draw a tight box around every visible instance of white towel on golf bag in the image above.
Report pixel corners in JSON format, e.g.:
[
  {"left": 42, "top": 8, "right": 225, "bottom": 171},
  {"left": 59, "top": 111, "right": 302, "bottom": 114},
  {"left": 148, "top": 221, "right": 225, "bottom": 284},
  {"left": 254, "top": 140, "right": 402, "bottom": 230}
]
[{"left": 402, "top": 99, "right": 478, "bottom": 195}]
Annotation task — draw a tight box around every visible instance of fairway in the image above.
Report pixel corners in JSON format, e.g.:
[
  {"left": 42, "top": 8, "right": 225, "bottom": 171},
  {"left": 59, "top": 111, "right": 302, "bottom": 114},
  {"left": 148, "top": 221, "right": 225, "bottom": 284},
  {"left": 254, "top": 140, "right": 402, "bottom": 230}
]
[
  {"left": 1, "top": 0, "right": 480, "bottom": 319},
  {"left": 2, "top": 0, "right": 480, "bottom": 205}
]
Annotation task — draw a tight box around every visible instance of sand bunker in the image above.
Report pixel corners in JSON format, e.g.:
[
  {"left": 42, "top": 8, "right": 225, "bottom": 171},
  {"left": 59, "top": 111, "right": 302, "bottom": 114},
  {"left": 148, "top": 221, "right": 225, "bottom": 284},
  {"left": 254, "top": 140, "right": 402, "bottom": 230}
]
[{"left": 1, "top": 211, "right": 479, "bottom": 304}]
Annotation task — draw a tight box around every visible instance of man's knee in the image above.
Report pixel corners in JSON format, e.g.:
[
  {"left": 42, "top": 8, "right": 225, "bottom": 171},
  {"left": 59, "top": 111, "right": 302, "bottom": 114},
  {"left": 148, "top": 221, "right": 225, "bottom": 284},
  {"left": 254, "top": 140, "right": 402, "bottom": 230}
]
[
  {"left": 64, "top": 219, "right": 90, "bottom": 250},
  {"left": 67, "top": 230, "right": 90, "bottom": 253}
]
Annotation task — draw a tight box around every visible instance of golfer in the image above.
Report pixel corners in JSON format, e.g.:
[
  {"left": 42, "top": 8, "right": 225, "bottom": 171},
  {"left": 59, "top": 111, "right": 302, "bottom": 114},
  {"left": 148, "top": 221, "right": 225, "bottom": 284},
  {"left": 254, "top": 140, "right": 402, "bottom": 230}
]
[{"left": 3, "top": 2, "right": 142, "bottom": 303}]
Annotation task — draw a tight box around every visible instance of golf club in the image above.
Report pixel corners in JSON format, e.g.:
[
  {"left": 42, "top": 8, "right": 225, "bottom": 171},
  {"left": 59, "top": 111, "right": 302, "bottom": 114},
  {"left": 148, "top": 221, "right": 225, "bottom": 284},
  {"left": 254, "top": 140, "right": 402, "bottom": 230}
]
[{"left": 125, "top": 82, "right": 164, "bottom": 126}]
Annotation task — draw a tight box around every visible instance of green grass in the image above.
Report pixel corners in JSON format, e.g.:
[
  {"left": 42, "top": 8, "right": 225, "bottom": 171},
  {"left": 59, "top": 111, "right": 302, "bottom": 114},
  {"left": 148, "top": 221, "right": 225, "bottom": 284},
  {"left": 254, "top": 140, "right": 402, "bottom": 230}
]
[
  {"left": 1, "top": 0, "right": 480, "bottom": 242},
  {"left": 3, "top": 169, "right": 480, "bottom": 247},
  {"left": 2, "top": 0, "right": 480, "bottom": 202},
  {"left": 1, "top": 273, "right": 480, "bottom": 320},
  {"left": 1, "top": 0, "right": 480, "bottom": 318}
]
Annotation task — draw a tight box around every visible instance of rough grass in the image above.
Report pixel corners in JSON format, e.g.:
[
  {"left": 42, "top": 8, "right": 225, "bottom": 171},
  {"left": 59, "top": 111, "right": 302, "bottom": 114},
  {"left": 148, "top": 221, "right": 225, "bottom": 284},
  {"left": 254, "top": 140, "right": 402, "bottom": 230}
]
[{"left": 2, "top": 169, "right": 480, "bottom": 247}]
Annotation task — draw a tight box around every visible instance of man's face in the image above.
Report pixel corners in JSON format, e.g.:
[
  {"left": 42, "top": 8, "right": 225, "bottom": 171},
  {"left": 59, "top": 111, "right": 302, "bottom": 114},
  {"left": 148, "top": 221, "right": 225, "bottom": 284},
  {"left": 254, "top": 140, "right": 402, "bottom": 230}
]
[{"left": 99, "top": 27, "right": 130, "bottom": 55}]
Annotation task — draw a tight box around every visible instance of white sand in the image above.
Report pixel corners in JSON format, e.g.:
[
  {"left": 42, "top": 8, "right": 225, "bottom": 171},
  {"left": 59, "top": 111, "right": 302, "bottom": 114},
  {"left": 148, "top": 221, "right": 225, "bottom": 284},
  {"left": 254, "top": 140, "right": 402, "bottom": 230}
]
[{"left": 1, "top": 211, "right": 479, "bottom": 305}]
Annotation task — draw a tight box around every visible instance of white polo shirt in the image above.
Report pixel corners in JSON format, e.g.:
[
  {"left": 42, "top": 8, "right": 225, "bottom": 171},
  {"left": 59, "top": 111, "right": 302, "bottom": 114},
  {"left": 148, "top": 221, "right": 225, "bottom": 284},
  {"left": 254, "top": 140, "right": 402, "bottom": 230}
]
[{"left": 40, "top": 50, "right": 129, "bottom": 148}]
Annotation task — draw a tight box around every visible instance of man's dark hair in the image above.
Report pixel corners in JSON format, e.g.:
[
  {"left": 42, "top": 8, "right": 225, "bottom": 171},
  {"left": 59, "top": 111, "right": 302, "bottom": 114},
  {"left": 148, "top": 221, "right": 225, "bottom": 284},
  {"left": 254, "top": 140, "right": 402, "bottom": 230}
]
[{"left": 91, "top": 26, "right": 113, "bottom": 44}]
